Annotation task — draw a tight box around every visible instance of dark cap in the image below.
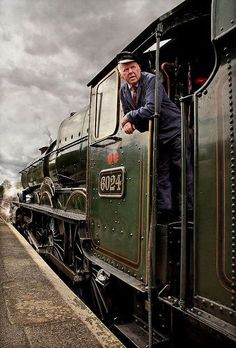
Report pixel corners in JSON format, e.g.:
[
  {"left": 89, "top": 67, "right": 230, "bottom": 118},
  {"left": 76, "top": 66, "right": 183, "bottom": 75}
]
[{"left": 116, "top": 51, "right": 140, "bottom": 64}]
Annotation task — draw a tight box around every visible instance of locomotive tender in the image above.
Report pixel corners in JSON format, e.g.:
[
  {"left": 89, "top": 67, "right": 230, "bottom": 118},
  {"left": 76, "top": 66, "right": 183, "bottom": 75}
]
[{"left": 13, "top": 0, "right": 236, "bottom": 347}]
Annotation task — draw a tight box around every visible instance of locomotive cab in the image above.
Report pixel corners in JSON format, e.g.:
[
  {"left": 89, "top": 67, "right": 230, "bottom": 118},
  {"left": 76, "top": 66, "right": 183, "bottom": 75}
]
[{"left": 87, "top": 0, "right": 214, "bottom": 296}]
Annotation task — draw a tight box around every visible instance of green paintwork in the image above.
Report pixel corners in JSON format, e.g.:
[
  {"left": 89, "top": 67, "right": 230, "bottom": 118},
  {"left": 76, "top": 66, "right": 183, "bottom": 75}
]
[
  {"left": 88, "top": 70, "right": 150, "bottom": 282},
  {"left": 195, "top": 37, "right": 235, "bottom": 319},
  {"left": 56, "top": 110, "right": 88, "bottom": 184},
  {"left": 25, "top": 157, "right": 44, "bottom": 188}
]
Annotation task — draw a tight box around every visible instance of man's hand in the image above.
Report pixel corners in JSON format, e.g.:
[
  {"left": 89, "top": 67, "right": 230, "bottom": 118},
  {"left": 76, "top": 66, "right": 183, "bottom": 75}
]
[
  {"left": 123, "top": 121, "right": 135, "bottom": 134},
  {"left": 121, "top": 115, "right": 135, "bottom": 134},
  {"left": 121, "top": 115, "right": 129, "bottom": 128}
]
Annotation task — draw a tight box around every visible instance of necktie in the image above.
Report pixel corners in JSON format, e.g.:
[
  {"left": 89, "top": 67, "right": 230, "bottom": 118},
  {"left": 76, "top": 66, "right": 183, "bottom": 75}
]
[{"left": 131, "top": 86, "right": 137, "bottom": 106}]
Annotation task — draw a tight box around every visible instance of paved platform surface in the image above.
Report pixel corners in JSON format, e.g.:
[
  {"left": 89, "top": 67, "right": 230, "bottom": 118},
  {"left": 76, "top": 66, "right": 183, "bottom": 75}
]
[{"left": 0, "top": 217, "right": 124, "bottom": 348}]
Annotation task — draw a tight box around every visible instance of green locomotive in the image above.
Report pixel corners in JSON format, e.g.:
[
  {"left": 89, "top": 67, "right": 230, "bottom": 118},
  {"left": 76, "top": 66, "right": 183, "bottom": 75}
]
[{"left": 13, "top": 0, "right": 236, "bottom": 346}]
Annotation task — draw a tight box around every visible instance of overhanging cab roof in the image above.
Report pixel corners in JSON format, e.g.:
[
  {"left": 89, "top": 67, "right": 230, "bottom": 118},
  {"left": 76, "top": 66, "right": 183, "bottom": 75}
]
[{"left": 87, "top": 0, "right": 211, "bottom": 88}]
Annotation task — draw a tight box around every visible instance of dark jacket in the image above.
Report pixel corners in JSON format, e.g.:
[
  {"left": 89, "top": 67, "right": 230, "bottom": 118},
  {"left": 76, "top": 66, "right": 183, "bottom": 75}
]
[{"left": 120, "top": 71, "right": 181, "bottom": 144}]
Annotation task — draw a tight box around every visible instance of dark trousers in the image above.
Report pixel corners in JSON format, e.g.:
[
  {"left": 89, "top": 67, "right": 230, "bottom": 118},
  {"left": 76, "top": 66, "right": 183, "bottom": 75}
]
[{"left": 157, "top": 134, "right": 193, "bottom": 214}]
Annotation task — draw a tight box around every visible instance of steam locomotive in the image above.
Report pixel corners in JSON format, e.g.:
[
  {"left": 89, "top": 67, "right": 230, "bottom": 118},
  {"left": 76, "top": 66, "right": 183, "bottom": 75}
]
[{"left": 12, "top": 0, "right": 236, "bottom": 347}]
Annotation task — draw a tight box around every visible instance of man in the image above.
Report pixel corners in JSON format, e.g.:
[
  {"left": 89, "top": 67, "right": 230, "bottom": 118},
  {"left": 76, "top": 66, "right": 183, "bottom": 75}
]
[{"left": 117, "top": 51, "right": 193, "bottom": 222}]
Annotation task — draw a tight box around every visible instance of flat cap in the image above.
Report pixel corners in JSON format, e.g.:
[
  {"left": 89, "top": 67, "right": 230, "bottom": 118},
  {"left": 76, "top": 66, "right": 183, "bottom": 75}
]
[{"left": 116, "top": 51, "right": 140, "bottom": 64}]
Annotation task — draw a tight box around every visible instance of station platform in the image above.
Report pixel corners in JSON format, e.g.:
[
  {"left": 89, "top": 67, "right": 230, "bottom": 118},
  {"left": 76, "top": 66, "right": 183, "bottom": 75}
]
[{"left": 0, "top": 217, "right": 124, "bottom": 348}]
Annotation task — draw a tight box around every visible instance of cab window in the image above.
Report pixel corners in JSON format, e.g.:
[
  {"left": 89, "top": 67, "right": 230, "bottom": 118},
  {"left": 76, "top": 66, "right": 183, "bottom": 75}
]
[{"left": 95, "top": 71, "right": 119, "bottom": 139}]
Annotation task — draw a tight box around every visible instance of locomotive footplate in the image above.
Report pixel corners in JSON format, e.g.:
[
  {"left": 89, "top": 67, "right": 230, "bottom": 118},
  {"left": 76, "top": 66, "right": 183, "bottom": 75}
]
[
  {"left": 114, "top": 320, "right": 169, "bottom": 348},
  {"left": 14, "top": 202, "right": 86, "bottom": 222}
]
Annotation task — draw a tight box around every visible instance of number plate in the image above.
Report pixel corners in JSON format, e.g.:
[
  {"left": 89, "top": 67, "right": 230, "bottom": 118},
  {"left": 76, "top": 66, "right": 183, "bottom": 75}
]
[{"left": 98, "top": 167, "right": 125, "bottom": 198}]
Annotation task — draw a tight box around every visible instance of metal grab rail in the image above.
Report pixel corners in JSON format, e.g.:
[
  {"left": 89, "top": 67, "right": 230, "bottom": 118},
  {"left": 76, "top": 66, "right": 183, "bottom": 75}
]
[{"left": 179, "top": 94, "right": 193, "bottom": 308}]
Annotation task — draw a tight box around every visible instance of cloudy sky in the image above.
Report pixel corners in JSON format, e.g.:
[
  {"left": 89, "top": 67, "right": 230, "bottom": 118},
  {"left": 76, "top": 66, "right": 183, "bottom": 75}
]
[{"left": 0, "top": 0, "right": 182, "bottom": 185}]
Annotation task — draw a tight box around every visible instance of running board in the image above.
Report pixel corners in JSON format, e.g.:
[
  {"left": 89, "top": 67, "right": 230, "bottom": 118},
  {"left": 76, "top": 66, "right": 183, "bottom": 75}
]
[
  {"left": 15, "top": 202, "right": 86, "bottom": 222},
  {"left": 114, "top": 321, "right": 169, "bottom": 348}
]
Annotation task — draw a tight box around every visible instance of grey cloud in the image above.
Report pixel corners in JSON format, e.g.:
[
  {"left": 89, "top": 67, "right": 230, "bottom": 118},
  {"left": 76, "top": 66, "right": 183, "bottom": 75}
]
[
  {"left": 1, "top": 67, "right": 57, "bottom": 90},
  {"left": 1, "top": 65, "right": 89, "bottom": 106},
  {"left": 25, "top": 34, "right": 60, "bottom": 56}
]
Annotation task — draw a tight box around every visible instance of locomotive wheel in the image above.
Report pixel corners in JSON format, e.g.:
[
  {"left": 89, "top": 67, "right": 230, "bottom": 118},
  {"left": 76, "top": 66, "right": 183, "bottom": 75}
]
[
  {"left": 89, "top": 264, "right": 112, "bottom": 322},
  {"left": 15, "top": 208, "right": 33, "bottom": 242},
  {"left": 73, "top": 225, "right": 87, "bottom": 275},
  {"left": 47, "top": 218, "right": 64, "bottom": 262},
  {"left": 45, "top": 218, "right": 115, "bottom": 324},
  {"left": 72, "top": 229, "right": 113, "bottom": 323}
]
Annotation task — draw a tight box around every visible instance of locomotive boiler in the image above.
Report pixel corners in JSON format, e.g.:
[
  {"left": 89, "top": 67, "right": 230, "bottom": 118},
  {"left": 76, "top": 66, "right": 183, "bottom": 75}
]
[{"left": 13, "top": 0, "right": 236, "bottom": 347}]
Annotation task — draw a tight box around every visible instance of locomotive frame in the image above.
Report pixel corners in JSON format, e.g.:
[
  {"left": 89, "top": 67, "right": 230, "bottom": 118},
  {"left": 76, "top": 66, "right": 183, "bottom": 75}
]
[{"left": 12, "top": 0, "right": 236, "bottom": 347}]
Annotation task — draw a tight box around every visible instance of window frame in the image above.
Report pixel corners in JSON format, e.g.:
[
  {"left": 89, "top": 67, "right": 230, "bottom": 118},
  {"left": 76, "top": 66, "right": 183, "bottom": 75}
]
[{"left": 94, "top": 69, "right": 120, "bottom": 140}]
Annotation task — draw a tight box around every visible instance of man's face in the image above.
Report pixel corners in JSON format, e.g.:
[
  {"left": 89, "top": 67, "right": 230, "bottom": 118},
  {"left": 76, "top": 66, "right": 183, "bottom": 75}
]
[{"left": 119, "top": 62, "right": 141, "bottom": 85}]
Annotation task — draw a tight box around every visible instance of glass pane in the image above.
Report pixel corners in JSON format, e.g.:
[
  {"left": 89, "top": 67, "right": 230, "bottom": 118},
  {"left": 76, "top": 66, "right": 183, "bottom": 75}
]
[{"left": 95, "top": 72, "right": 118, "bottom": 138}]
